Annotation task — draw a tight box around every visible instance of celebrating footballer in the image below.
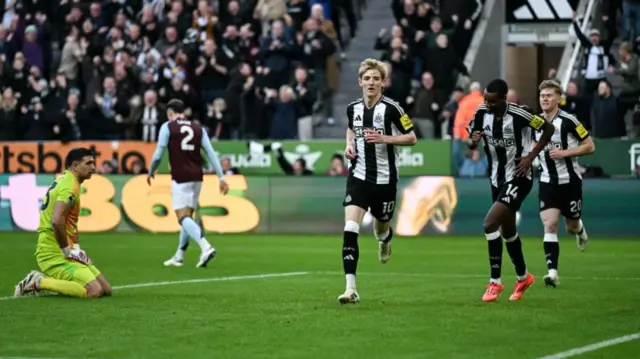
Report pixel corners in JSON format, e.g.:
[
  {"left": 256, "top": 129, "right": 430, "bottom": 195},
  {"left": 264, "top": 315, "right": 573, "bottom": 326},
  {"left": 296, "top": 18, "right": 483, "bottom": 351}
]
[
  {"left": 467, "top": 79, "right": 554, "bottom": 302},
  {"left": 338, "top": 58, "right": 417, "bottom": 304},
  {"left": 535, "top": 80, "right": 595, "bottom": 288}
]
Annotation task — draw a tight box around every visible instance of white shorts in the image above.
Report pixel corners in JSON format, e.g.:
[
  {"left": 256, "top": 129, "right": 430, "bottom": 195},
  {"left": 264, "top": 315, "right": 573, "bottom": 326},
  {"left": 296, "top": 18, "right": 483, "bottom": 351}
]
[{"left": 171, "top": 181, "right": 203, "bottom": 210}]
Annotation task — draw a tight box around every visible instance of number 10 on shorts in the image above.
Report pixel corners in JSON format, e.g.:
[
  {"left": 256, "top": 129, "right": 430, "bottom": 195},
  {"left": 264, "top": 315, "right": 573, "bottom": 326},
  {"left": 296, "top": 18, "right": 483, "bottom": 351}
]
[{"left": 381, "top": 201, "right": 395, "bottom": 214}]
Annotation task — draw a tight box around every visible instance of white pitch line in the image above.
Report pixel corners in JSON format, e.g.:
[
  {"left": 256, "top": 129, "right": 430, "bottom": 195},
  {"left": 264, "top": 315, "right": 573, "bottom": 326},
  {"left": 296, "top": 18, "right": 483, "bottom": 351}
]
[
  {"left": 0, "top": 272, "right": 308, "bottom": 302},
  {"left": 536, "top": 332, "right": 640, "bottom": 359},
  {"left": 313, "top": 271, "right": 640, "bottom": 281}
]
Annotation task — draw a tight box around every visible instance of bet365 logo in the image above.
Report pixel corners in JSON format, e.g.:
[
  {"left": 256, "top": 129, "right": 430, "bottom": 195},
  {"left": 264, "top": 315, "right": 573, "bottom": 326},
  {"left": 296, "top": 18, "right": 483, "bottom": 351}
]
[{"left": 629, "top": 143, "right": 640, "bottom": 174}]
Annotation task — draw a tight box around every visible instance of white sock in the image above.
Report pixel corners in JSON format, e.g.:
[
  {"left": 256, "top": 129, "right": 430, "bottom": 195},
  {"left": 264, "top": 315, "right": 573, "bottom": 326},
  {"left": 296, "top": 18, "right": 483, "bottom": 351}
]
[
  {"left": 175, "top": 228, "right": 189, "bottom": 260},
  {"left": 490, "top": 278, "right": 502, "bottom": 284},
  {"left": 548, "top": 269, "right": 558, "bottom": 278},
  {"left": 175, "top": 249, "right": 185, "bottom": 261},
  {"left": 516, "top": 273, "right": 528, "bottom": 281},
  {"left": 181, "top": 217, "right": 211, "bottom": 251},
  {"left": 578, "top": 220, "right": 588, "bottom": 239},
  {"left": 346, "top": 274, "right": 356, "bottom": 291},
  {"left": 198, "top": 238, "right": 212, "bottom": 252}
]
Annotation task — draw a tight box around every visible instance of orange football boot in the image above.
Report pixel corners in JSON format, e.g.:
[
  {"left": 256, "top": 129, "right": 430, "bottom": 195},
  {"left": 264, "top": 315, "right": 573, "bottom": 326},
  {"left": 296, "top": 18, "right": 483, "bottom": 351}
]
[
  {"left": 482, "top": 282, "right": 504, "bottom": 302},
  {"left": 509, "top": 273, "right": 535, "bottom": 301}
]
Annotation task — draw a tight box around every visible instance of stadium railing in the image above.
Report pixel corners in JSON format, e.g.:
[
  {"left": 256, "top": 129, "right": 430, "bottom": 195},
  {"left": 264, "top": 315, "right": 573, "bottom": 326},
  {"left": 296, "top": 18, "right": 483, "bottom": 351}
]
[{"left": 560, "top": 0, "right": 599, "bottom": 91}]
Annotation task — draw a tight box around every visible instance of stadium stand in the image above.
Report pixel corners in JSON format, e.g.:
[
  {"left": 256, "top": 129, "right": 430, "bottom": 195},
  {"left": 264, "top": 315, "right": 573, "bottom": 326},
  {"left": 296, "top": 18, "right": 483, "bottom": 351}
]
[
  {"left": 0, "top": 0, "right": 369, "bottom": 141},
  {"left": 371, "top": 0, "right": 484, "bottom": 140},
  {"left": 562, "top": 0, "right": 640, "bottom": 139},
  {"left": 0, "top": 0, "right": 493, "bottom": 142}
]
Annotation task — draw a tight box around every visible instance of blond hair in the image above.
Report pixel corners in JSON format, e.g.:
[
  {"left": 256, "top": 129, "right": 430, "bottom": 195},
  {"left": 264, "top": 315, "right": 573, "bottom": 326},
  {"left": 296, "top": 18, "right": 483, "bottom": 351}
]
[
  {"left": 358, "top": 58, "right": 388, "bottom": 81},
  {"left": 538, "top": 80, "right": 562, "bottom": 95}
]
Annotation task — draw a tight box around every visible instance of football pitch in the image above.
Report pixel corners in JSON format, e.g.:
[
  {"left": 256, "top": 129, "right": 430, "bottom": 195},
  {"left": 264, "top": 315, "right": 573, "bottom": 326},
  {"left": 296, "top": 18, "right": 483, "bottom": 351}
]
[{"left": 0, "top": 233, "right": 639, "bottom": 359}]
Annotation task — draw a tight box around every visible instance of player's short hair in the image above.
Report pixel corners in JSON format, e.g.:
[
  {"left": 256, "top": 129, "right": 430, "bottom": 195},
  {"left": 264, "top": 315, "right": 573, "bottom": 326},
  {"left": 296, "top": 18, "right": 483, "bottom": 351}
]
[
  {"left": 167, "top": 99, "right": 185, "bottom": 113},
  {"left": 485, "top": 79, "right": 509, "bottom": 98},
  {"left": 358, "top": 58, "right": 388, "bottom": 81},
  {"left": 538, "top": 80, "right": 563, "bottom": 95},
  {"left": 65, "top": 148, "right": 94, "bottom": 168}
]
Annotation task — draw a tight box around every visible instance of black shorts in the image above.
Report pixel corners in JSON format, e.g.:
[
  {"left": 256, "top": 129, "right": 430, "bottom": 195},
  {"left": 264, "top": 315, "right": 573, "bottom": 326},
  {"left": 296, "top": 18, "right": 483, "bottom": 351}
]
[
  {"left": 539, "top": 181, "right": 583, "bottom": 219},
  {"left": 491, "top": 178, "right": 533, "bottom": 212},
  {"left": 343, "top": 177, "right": 397, "bottom": 223}
]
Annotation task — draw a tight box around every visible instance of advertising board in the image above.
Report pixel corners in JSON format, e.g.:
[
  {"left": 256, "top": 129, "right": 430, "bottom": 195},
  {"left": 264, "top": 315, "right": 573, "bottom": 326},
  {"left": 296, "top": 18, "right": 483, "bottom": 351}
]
[{"left": 1, "top": 175, "right": 637, "bottom": 237}]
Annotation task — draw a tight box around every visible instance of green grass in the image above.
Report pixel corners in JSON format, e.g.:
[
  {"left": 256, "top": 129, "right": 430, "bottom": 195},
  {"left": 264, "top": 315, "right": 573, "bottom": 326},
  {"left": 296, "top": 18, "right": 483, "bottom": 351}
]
[{"left": 0, "top": 233, "right": 639, "bottom": 359}]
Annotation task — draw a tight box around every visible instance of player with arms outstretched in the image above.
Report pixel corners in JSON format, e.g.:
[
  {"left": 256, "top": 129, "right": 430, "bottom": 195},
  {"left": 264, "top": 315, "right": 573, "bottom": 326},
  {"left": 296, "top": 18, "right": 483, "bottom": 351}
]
[
  {"left": 147, "top": 99, "right": 229, "bottom": 268},
  {"left": 467, "top": 79, "right": 554, "bottom": 302},
  {"left": 338, "top": 59, "right": 417, "bottom": 304},
  {"left": 14, "top": 148, "right": 113, "bottom": 298},
  {"left": 536, "top": 80, "right": 595, "bottom": 287}
]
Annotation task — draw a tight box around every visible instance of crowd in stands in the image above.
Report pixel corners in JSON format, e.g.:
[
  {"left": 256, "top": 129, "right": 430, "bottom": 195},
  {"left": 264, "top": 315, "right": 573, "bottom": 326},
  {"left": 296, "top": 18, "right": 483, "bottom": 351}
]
[
  {"left": 0, "top": 0, "right": 356, "bottom": 142},
  {"left": 560, "top": 0, "right": 640, "bottom": 140},
  {"left": 377, "top": 0, "right": 483, "bottom": 140},
  {"left": 375, "top": 0, "right": 485, "bottom": 176}
]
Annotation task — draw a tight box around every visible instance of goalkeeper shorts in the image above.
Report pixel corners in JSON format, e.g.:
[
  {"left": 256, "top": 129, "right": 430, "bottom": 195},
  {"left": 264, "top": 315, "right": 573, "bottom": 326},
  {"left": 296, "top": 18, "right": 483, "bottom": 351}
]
[{"left": 36, "top": 240, "right": 101, "bottom": 286}]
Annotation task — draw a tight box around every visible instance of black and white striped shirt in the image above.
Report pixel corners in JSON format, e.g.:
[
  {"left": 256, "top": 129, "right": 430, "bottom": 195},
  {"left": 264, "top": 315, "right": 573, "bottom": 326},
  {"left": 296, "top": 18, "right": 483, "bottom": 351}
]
[
  {"left": 347, "top": 96, "right": 414, "bottom": 185},
  {"left": 468, "top": 102, "right": 545, "bottom": 187},
  {"left": 535, "top": 109, "right": 590, "bottom": 185}
]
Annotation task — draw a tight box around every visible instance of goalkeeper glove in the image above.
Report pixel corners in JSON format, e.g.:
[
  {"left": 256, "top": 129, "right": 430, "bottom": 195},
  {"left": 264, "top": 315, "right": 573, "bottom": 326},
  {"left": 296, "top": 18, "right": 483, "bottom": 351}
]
[{"left": 62, "top": 246, "right": 92, "bottom": 265}]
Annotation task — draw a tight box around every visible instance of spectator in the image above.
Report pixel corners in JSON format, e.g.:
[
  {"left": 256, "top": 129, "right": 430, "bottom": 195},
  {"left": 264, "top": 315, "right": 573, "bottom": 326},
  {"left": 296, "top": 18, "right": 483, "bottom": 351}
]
[
  {"left": 22, "top": 96, "right": 51, "bottom": 141},
  {"left": 292, "top": 66, "right": 317, "bottom": 140},
  {"left": 58, "top": 27, "right": 84, "bottom": 84},
  {"left": 261, "top": 20, "right": 293, "bottom": 90},
  {"left": 560, "top": 81, "right": 592, "bottom": 130},
  {"left": 439, "top": 85, "right": 465, "bottom": 140},
  {"left": 265, "top": 85, "right": 298, "bottom": 139},
  {"left": 131, "top": 160, "right": 149, "bottom": 175},
  {"left": 99, "top": 160, "right": 116, "bottom": 174},
  {"left": 591, "top": 80, "right": 626, "bottom": 138},
  {"left": 459, "top": 148, "right": 488, "bottom": 178},
  {"left": 204, "top": 98, "right": 229, "bottom": 140},
  {"left": 90, "top": 76, "right": 129, "bottom": 140},
  {"left": 571, "top": 13, "right": 615, "bottom": 94},
  {"left": 610, "top": 41, "right": 640, "bottom": 118},
  {"left": 453, "top": 81, "right": 482, "bottom": 142},
  {"left": 21, "top": 24, "right": 44, "bottom": 74},
  {"left": 0, "top": 87, "right": 19, "bottom": 140},
  {"left": 452, "top": 81, "right": 482, "bottom": 169},
  {"left": 422, "top": 33, "right": 469, "bottom": 94},
  {"left": 57, "top": 89, "right": 86, "bottom": 143},
  {"left": 325, "top": 154, "right": 348, "bottom": 176},
  {"left": 132, "top": 89, "right": 166, "bottom": 141},
  {"left": 300, "top": 11, "right": 338, "bottom": 126},
  {"left": 408, "top": 71, "right": 447, "bottom": 139},
  {"left": 196, "top": 39, "right": 230, "bottom": 110},
  {"left": 220, "top": 156, "right": 241, "bottom": 175}
]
